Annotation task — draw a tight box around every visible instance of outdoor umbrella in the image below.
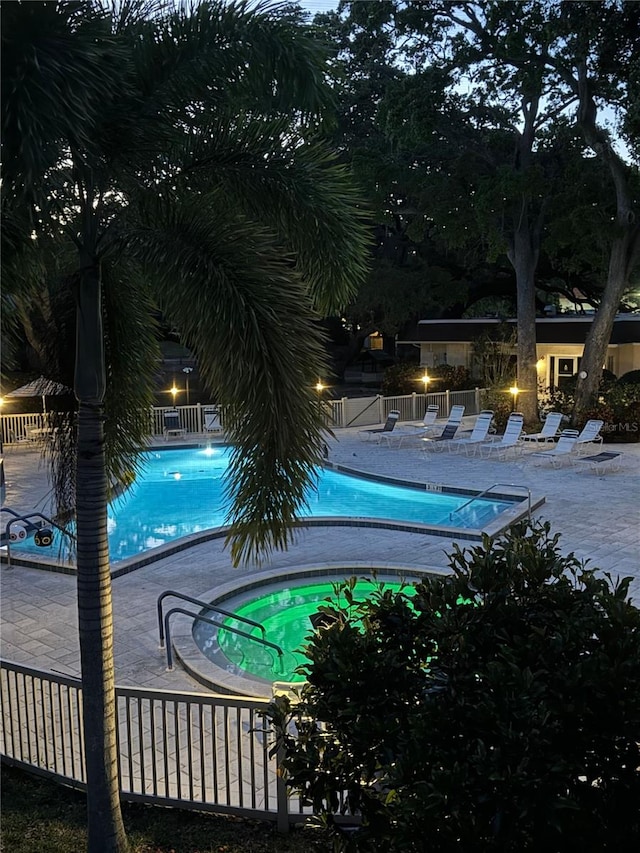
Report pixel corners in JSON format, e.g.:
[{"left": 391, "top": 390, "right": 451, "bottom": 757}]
[{"left": 5, "top": 377, "right": 71, "bottom": 414}]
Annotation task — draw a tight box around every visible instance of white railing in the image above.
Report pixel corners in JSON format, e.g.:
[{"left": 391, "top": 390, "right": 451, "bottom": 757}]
[
  {"left": 1, "top": 389, "right": 486, "bottom": 447},
  {"left": 0, "top": 659, "right": 305, "bottom": 830}
]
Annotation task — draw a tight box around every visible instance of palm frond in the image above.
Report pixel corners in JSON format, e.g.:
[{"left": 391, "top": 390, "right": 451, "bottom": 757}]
[
  {"left": 1, "top": 1, "right": 123, "bottom": 204},
  {"left": 121, "top": 192, "right": 330, "bottom": 564},
  {"left": 167, "top": 117, "right": 372, "bottom": 313}
]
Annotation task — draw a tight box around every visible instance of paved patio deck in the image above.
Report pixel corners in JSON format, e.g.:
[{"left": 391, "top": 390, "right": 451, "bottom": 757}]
[{"left": 1, "top": 426, "right": 639, "bottom": 695}]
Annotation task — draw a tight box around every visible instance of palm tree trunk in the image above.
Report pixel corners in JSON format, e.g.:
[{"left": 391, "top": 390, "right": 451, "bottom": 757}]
[{"left": 75, "top": 261, "right": 129, "bottom": 853}]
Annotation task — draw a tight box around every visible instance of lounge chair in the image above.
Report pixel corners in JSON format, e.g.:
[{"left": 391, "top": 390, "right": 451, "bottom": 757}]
[
  {"left": 444, "top": 410, "right": 494, "bottom": 455},
  {"left": 203, "top": 406, "right": 223, "bottom": 436},
  {"left": 358, "top": 410, "right": 400, "bottom": 442},
  {"left": 520, "top": 411, "right": 564, "bottom": 444},
  {"left": 528, "top": 429, "right": 579, "bottom": 467},
  {"left": 576, "top": 450, "right": 623, "bottom": 474},
  {"left": 422, "top": 405, "right": 464, "bottom": 450},
  {"left": 420, "top": 405, "right": 466, "bottom": 452},
  {"left": 478, "top": 412, "right": 524, "bottom": 459},
  {"left": 163, "top": 409, "right": 187, "bottom": 440},
  {"left": 574, "top": 419, "right": 604, "bottom": 455},
  {"left": 378, "top": 405, "right": 440, "bottom": 447}
]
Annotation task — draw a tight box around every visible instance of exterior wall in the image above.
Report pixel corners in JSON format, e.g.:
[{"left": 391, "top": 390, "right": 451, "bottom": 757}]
[
  {"left": 616, "top": 343, "right": 640, "bottom": 377},
  {"left": 421, "top": 340, "right": 640, "bottom": 387},
  {"left": 420, "top": 343, "right": 470, "bottom": 369},
  {"left": 535, "top": 344, "right": 584, "bottom": 389}
]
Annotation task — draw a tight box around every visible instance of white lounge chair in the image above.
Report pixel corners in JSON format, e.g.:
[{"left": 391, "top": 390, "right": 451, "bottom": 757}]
[
  {"left": 420, "top": 405, "right": 466, "bottom": 453},
  {"left": 378, "top": 405, "right": 440, "bottom": 447},
  {"left": 574, "top": 419, "right": 604, "bottom": 455},
  {"left": 479, "top": 412, "right": 524, "bottom": 459},
  {"left": 520, "top": 411, "right": 564, "bottom": 444},
  {"left": 358, "top": 410, "right": 400, "bottom": 442},
  {"left": 203, "top": 406, "right": 223, "bottom": 435},
  {"left": 163, "top": 409, "right": 187, "bottom": 440},
  {"left": 528, "top": 429, "right": 579, "bottom": 467},
  {"left": 445, "top": 411, "right": 494, "bottom": 455}
]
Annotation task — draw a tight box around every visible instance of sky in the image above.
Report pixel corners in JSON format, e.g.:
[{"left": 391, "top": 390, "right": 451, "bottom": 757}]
[{"left": 297, "top": 0, "right": 339, "bottom": 13}]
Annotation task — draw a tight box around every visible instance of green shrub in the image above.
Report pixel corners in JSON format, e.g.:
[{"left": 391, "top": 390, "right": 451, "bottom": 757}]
[
  {"left": 269, "top": 522, "right": 640, "bottom": 852},
  {"left": 429, "top": 363, "right": 474, "bottom": 391},
  {"left": 382, "top": 364, "right": 473, "bottom": 396},
  {"left": 479, "top": 386, "right": 514, "bottom": 431},
  {"left": 617, "top": 369, "right": 640, "bottom": 386},
  {"left": 539, "top": 382, "right": 640, "bottom": 442},
  {"left": 381, "top": 364, "right": 426, "bottom": 396}
]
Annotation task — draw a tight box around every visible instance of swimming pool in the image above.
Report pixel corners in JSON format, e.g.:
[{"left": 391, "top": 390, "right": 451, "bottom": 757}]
[{"left": 12, "top": 445, "right": 522, "bottom": 564}]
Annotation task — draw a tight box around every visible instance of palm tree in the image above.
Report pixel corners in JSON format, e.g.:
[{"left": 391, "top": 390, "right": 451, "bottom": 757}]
[{"left": 1, "top": 2, "right": 370, "bottom": 851}]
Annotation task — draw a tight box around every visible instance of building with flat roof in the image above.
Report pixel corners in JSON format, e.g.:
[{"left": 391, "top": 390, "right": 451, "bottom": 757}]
[{"left": 397, "top": 314, "right": 640, "bottom": 388}]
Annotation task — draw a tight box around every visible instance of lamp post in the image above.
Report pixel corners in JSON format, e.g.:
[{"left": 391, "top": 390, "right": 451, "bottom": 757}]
[
  {"left": 170, "top": 385, "right": 179, "bottom": 407},
  {"left": 315, "top": 380, "right": 325, "bottom": 421},
  {"left": 182, "top": 367, "right": 193, "bottom": 405},
  {"left": 421, "top": 373, "right": 431, "bottom": 394},
  {"left": 509, "top": 385, "right": 520, "bottom": 412}
]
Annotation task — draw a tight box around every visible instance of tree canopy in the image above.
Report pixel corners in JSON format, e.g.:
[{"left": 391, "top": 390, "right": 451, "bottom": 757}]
[{"left": 314, "top": 0, "right": 639, "bottom": 414}]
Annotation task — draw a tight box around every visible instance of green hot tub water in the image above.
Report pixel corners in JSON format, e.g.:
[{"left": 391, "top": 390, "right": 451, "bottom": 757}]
[{"left": 194, "top": 578, "right": 415, "bottom": 684}]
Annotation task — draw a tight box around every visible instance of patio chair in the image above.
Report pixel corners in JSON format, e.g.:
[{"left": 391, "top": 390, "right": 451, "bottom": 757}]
[
  {"left": 419, "top": 404, "right": 466, "bottom": 449},
  {"left": 575, "top": 450, "right": 623, "bottom": 474},
  {"left": 527, "top": 429, "right": 580, "bottom": 467},
  {"left": 163, "top": 409, "right": 187, "bottom": 440},
  {"left": 478, "top": 412, "right": 524, "bottom": 459},
  {"left": 520, "top": 411, "right": 564, "bottom": 444},
  {"left": 203, "top": 406, "right": 223, "bottom": 436},
  {"left": 444, "top": 410, "right": 495, "bottom": 455},
  {"left": 378, "top": 405, "right": 440, "bottom": 447},
  {"left": 420, "top": 405, "right": 466, "bottom": 453},
  {"left": 357, "top": 410, "right": 400, "bottom": 442},
  {"left": 574, "top": 419, "right": 604, "bottom": 455}
]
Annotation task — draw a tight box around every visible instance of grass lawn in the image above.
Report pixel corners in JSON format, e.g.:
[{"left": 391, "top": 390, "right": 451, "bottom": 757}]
[{"left": 1, "top": 765, "right": 333, "bottom": 853}]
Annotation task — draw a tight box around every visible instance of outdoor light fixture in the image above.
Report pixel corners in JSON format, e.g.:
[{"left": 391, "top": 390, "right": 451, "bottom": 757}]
[
  {"left": 315, "top": 381, "right": 325, "bottom": 393},
  {"left": 170, "top": 385, "right": 179, "bottom": 404},
  {"left": 182, "top": 367, "right": 193, "bottom": 404},
  {"left": 421, "top": 373, "right": 431, "bottom": 391},
  {"left": 509, "top": 385, "right": 520, "bottom": 411}
]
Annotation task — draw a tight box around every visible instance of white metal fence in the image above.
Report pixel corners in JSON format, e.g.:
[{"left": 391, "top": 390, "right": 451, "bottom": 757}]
[
  {"left": 0, "top": 659, "right": 306, "bottom": 830},
  {"left": 1, "top": 389, "right": 486, "bottom": 446}
]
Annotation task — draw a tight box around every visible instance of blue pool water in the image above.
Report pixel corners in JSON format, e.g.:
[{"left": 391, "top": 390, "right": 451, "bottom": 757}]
[{"left": 12, "top": 446, "right": 515, "bottom": 563}]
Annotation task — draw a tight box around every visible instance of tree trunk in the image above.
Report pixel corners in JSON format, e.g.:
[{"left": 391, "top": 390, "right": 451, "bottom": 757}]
[
  {"left": 569, "top": 59, "right": 640, "bottom": 422},
  {"left": 75, "top": 260, "right": 129, "bottom": 853},
  {"left": 509, "top": 226, "right": 539, "bottom": 425},
  {"left": 572, "top": 234, "right": 637, "bottom": 421}
]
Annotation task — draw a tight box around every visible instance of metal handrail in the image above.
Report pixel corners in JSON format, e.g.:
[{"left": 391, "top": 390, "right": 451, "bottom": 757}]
[
  {"left": 1, "top": 507, "right": 76, "bottom": 566},
  {"left": 157, "top": 589, "right": 265, "bottom": 648},
  {"left": 450, "top": 483, "right": 532, "bottom": 521},
  {"left": 163, "top": 606, "right": 284, "bottom": 672}
]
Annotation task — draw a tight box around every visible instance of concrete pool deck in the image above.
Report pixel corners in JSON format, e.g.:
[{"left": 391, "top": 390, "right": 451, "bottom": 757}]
[{"left": 1, "top": 428, "right": 639, "bottom": 694}]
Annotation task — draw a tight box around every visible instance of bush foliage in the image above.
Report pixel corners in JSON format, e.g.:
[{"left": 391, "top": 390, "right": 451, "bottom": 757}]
[
  {"left": 382, "top": 363, "right": 474, "bottom": 396},
  {"left": 268, "top": 522, "right": 640, "bottom": 852},
  {"left": 540, "top": 374, "right": 640, "bottom": 442}
]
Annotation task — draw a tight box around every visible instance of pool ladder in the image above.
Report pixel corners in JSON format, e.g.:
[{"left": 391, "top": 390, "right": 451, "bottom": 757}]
[
  {"left": 1, "top": 506, "right": 76, "bottom": 566},
  {"left": 449, "top": 483, "right": 532, "bottom": 522},
  {"left": 157, "top": 590, "right": 284, "bottom": 673}
]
